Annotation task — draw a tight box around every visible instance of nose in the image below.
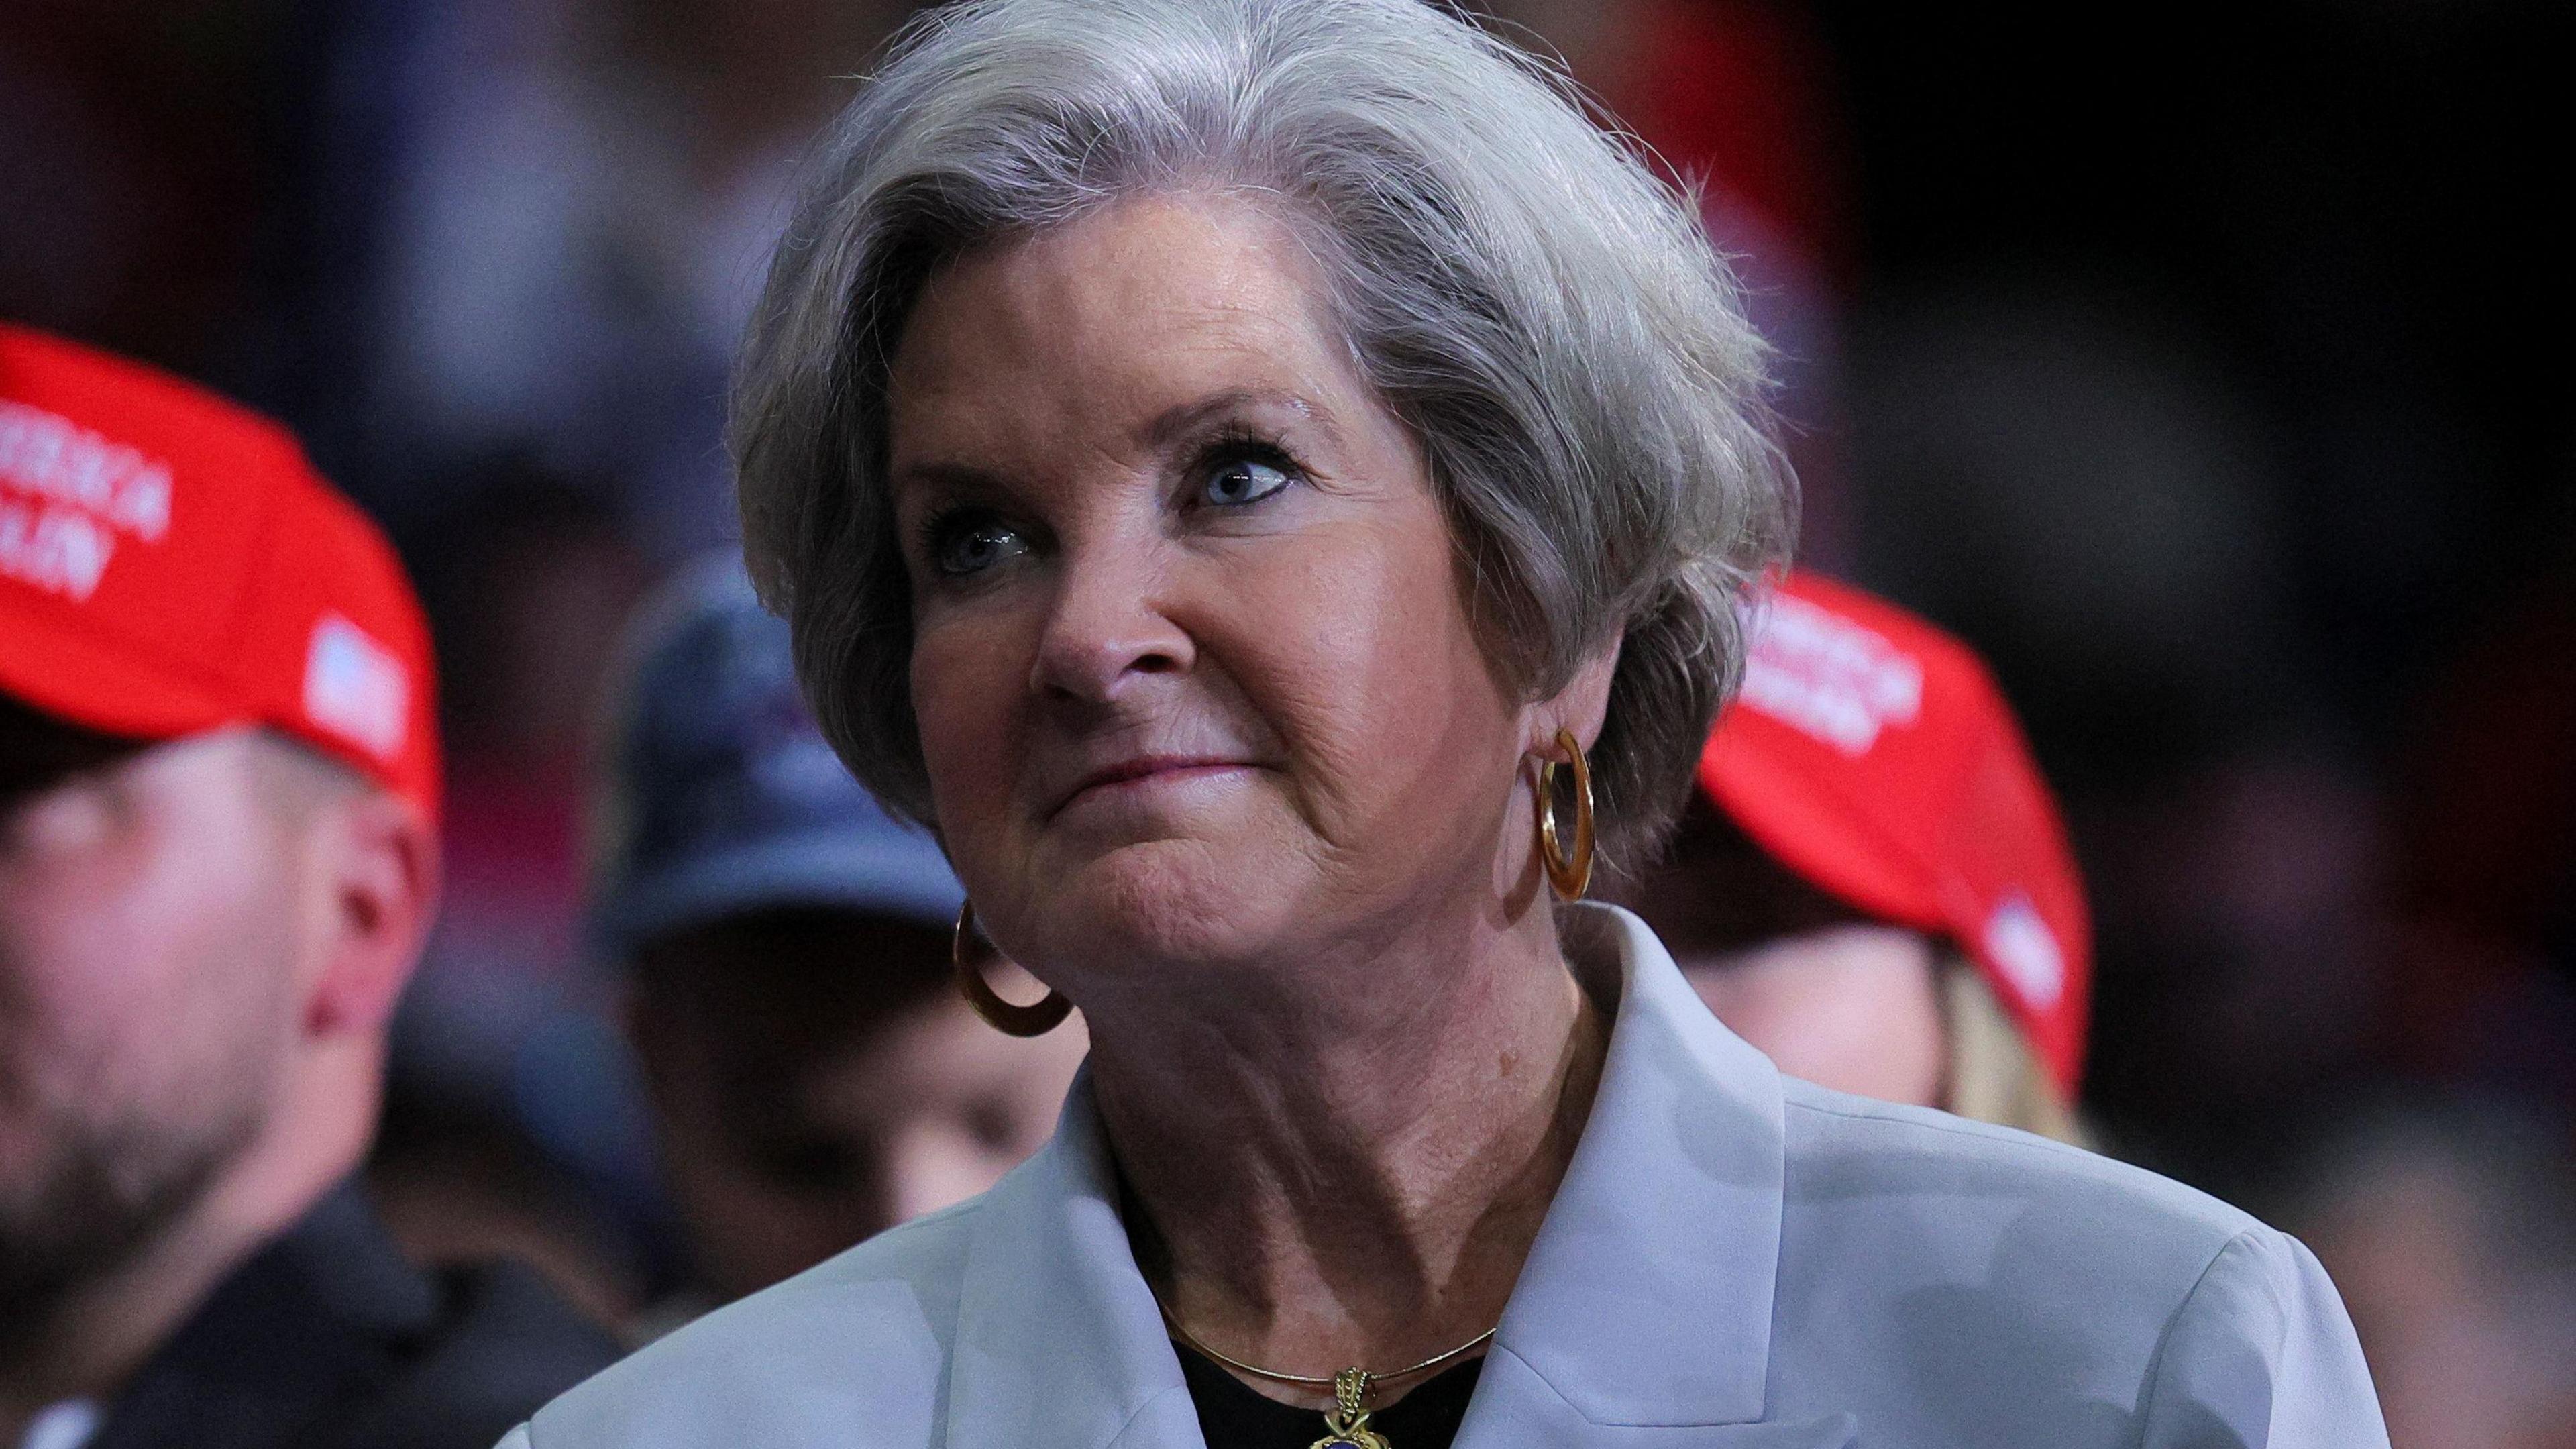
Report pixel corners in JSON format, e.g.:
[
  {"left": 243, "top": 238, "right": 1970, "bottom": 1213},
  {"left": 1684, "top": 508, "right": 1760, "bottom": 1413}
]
[{"left": 1029, "top": 533, "right": 1193, "bottom": 706}]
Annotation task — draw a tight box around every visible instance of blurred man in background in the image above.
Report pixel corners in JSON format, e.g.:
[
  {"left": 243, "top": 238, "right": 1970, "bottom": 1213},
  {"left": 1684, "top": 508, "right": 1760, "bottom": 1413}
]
[
  {"left": 0, "top": 326, "right": 617, "bottom": 1449},
  {"left": 1623, "top": 571, "right": 2091, "bottom": 1142},
  {"left": 592, "top": 559, "right": 1086, "bottom": 1330}
]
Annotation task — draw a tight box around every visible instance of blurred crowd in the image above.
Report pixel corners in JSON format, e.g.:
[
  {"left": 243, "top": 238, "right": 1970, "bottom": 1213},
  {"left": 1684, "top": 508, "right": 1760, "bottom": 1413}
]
[{"left": 3, "top": 1, "right": 2569, "bottom": 1445}]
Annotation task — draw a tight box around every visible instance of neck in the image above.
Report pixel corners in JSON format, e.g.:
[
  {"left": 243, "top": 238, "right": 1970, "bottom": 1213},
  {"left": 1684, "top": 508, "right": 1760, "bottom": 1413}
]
[
  {"left": 0, "top": 1044, "right": 376, "bottom": 1442},
  {"left": 1087, "top": 889, "right": 1609, "bottom": 1407}
]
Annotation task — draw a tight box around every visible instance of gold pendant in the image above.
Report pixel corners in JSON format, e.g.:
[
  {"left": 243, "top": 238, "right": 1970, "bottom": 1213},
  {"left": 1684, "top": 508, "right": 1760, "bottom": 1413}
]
[{"left": 1309, "top": 1368, "right": 1394, "bottom": 1449}]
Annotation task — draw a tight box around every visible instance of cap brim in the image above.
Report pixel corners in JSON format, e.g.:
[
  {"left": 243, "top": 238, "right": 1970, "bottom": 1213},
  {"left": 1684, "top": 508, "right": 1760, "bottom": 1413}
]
[
  {"left": 592, "top": 829, "right": 969, "bottom": 961},
  {"left": 0, "top": 602, "right": 239, "bottom": 740}
]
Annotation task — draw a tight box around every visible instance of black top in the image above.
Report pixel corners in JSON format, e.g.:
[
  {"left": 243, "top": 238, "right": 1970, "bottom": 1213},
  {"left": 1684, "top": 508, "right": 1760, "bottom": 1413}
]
[
  {"left": 87, "top": 1181, "right": 622, "bottom": 1449},
  {"left": 1176, "top": 1344, "right": 1484, "bottom": 1449}
]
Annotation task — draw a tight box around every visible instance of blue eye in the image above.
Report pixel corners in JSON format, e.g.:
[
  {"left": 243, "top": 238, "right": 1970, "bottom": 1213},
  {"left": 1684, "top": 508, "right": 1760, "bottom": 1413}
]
[
  {"left": 934, "top": 520, "right": 1028, "bottom": 577},
  {"left": 1202, "top": 457, "right": 1293, "bottom": 508}
]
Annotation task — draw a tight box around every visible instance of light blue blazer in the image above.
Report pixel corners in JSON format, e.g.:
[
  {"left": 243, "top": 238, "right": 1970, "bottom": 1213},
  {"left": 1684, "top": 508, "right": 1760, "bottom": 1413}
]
[{"left": 503, "top": 905, "right": 2387, "bottom": 1448}]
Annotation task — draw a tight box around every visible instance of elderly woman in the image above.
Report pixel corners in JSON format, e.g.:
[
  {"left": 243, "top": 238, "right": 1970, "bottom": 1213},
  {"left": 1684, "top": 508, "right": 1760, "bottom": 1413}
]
[{"left": 506, "top": 1, "right": 2386, "bottom": 1446}]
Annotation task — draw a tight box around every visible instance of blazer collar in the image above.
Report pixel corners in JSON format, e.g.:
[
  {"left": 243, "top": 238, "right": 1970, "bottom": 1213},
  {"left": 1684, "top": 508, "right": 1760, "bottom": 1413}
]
[
  {"left": 943, "top": 904, "right": 1801, "bottom": 1448},
  {"left": 1462, "top": 904, "right": 1792, "bottom": 1436}
]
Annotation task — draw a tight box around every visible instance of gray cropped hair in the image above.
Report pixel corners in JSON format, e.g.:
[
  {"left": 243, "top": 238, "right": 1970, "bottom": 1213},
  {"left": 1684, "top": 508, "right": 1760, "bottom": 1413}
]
[{"left": 733, "top": 0, "right": 1792, "bottom": 865}]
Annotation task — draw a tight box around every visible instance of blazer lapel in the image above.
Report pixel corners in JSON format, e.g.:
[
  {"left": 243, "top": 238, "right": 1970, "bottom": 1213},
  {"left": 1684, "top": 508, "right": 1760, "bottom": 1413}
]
[
  {"left": 1456, "top": 906, "right": 1829, "bottom": 1446},
  {"left": 943, "top": 1074, "right": 1205, "bottom": 1449}
]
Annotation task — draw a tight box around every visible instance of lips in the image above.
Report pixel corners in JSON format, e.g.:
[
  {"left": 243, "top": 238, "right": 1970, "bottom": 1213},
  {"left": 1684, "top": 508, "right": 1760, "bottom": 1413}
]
[{"left": 1047, "top": 755, "right": 1259, "bottom": 818}]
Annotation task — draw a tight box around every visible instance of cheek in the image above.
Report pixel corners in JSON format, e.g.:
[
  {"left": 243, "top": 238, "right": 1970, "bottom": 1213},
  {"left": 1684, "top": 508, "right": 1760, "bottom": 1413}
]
[
  {"left": 0, "top": 825, "right": 293, "bottom": 1125},
  {"left": 1225, "top": 521, "right": 1512, "bottom": 840},
  {"left": 131, "top": 864, "right": 302, "bottom": 1099},
  {"left": 2, "top": 850, "right": 195, "bottom": 1040},
  {"left": 910, "top": 612, "right": 1034, "bottom": 845}
]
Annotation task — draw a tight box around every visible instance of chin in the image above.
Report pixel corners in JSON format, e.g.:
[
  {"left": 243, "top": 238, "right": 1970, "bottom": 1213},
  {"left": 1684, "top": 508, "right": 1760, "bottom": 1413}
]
[{"left": 1034, "top": 835, "right": 1307, "bottom": 975}]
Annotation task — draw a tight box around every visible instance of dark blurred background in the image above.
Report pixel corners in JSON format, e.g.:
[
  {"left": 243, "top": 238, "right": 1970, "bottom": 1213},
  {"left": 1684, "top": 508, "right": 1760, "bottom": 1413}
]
[{"left": 5, "top": 1, "right": 2570, "bottom": 1440}]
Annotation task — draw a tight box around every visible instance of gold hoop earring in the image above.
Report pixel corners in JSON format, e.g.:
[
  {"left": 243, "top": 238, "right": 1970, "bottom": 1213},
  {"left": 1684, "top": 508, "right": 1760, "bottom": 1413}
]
[
  {"left": 953, "top": 900, "right": 1072, "bottom": 1037},
  {"left": 1534, "top": 726, "right": 1595, "bottom": 901}
]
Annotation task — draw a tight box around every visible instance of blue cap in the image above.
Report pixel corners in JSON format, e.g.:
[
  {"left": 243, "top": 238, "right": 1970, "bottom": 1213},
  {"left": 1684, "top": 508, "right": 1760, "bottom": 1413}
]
[{"left": 589, "top": 555, "right": 963, "bottom": 959}]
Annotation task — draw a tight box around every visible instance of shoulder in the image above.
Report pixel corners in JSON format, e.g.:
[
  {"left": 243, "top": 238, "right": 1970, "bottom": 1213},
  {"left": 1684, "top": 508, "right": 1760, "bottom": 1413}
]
[
  {"left": 1770, "top": 1087, "right": 2246, "bottom": 1388},
  {"left": 1766, "top": 1083, "right": 2384, "bottom": 1444},
  {"left": 1776, "top": 1079, "right": 2261, "bottom": 1313},
  {"left": 517, "top": 1198, "right": 982, "bottom": 1449},
  {"left": 1781, "top": 1079, "right": 2259, "bottom": 1246},
  {"left": 2135, "top": 1226, "right": 2390, "bottom": 1445}
]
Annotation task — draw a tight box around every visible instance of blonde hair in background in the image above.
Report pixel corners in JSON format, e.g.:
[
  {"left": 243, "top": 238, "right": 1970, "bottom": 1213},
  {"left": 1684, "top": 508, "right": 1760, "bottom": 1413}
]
[{"left": 1939, "top": 951, "right": 2089, "bottom": 1148}]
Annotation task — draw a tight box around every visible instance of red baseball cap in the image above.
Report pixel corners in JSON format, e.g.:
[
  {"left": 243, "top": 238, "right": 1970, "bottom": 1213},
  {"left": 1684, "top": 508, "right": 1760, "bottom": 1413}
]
[
  {"left": 0, "top": 324, "right": 439, "bottom": 820},
  {"left": 1697, "top": 571, "right": 2089, "bottom": 1095}
]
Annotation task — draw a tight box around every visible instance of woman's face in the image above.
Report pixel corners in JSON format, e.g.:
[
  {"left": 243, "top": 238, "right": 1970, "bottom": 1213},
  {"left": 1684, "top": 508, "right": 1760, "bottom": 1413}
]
[{"left": 885, "top": 195, "right": 1538, "bottom": 987}]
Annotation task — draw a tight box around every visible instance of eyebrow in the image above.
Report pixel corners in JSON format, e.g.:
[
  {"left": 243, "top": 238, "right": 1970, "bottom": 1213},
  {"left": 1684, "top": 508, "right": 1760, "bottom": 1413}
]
[
  {"left": 1140, "top": 388, "right": 1342, "bottom": 451},
  {"left": 891, "top": 386, "right": 1348, "bottom": 500},
  {"left": 890, "top": 458, "right": 1016, "bottom": 501}
]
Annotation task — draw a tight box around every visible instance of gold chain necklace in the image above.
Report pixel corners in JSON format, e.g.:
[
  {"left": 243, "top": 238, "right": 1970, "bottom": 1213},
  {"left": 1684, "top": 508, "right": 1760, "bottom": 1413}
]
[{"left": 1153, "top": 1294, "right": 1497, "bottom": 1449}]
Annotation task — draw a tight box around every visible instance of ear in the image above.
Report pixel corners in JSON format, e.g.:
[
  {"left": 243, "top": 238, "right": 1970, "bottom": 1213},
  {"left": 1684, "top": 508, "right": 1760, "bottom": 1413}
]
[
  {"left": 1527, "top": 634, "right": 1623, "bottom": 757},
  {"left": 303, "top": 791, "right": 441, "bottom": 1040}
]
